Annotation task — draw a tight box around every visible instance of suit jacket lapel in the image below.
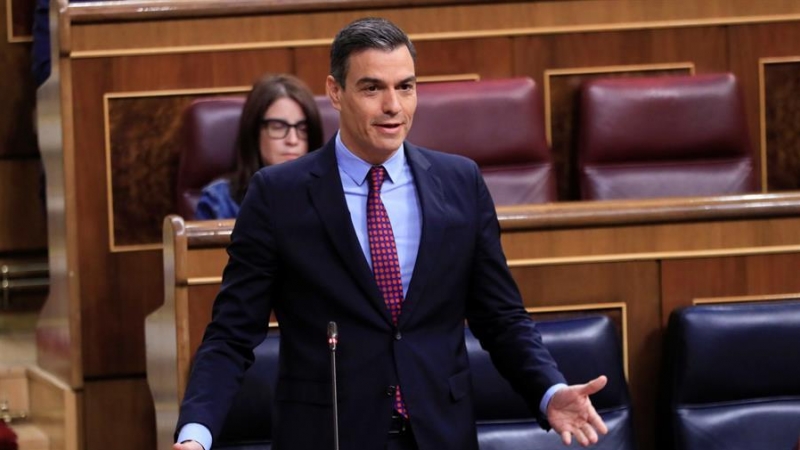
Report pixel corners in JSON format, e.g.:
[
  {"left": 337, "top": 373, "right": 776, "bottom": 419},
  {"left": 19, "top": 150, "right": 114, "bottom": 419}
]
[
  {"left": 400, "top": 143, "right": 449, "bottom": 327},
  {"left": 307, "top": 141, "right": 393, "bottom": 324}
]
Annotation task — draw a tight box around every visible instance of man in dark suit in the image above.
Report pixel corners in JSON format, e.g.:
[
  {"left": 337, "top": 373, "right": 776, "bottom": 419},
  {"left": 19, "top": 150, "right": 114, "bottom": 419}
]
[{"left": 174, "top": 17, "right": 608, "bottom": 450}]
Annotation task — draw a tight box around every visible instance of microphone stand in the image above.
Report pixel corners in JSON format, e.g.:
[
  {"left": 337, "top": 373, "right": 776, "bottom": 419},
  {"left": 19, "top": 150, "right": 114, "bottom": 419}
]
[{"left": 328, "top": 321, "right": 340, "bottom": 450}]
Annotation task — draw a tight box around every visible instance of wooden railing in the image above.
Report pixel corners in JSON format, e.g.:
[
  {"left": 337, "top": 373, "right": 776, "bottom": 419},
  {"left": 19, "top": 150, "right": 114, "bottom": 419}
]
[{"left": 148, "top": 193, "right": 800, "bottom": 450}]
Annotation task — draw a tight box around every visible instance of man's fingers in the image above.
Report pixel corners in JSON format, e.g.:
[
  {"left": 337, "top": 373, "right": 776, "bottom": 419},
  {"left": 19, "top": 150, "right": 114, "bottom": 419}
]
[
  {"left": 572, "top": 427, "right": 589, "bottom": 447},
  {"left": 588, "top": 407, "right": 609, "bottom": 435},
  {"left": 578, "top": 375, "right": 608, "bottom": 396},
  {"left": 561, "top": 430, "right": 572, "bottom": 446},
  {"left": 582, "top": 423, "right": 599, "bottom": 445}
]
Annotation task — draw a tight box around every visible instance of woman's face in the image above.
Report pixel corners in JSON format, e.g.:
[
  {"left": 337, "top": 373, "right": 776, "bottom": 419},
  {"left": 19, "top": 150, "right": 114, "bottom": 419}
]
[{"left": 259, "top": 97, "right": 310, "bottom": 166}]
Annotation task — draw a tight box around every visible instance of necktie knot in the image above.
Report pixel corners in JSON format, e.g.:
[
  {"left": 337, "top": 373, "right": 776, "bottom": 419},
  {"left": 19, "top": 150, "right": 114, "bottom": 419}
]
[{"left": 368, "top": 166, "right": 387, "bottom": 194}]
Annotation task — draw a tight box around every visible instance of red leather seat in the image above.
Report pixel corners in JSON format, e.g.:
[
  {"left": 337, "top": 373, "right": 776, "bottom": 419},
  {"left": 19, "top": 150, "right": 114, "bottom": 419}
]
[
  {"left": 577, "top": 73, "right": 756, "bottom": 200},
  {"left": 176, "top": 78, "right": 555, "bottom": 219}
]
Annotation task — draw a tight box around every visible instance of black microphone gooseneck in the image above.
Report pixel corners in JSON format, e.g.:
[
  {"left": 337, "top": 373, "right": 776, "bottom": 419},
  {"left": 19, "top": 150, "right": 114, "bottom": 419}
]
[{"left": 328, "top": 321, "right": 340, "bottom": 450}]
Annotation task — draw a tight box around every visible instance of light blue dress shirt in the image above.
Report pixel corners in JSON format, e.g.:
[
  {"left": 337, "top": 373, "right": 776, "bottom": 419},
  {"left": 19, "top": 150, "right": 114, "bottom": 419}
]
[{"left": 334, "top": 133, "right": 421, "bottom": 297}]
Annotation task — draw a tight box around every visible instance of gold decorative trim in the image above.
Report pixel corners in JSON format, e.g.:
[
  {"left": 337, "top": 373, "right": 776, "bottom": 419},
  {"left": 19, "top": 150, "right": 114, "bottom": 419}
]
[
  {"left": 693, "top": 292, "right": 800, "bottom": 305},
  {"left": 543, "top": 62, "right": 695, "bottom": 145},
  {"left": 758, "top": 56, "right": 800, "bottom": 193},
  {"left": 507, "top": 243, "right": 800, "bottom": 267},
  {"left": 526, "top": 302, "right": 628, "bottom": 380},
  {"left": 5, "top": 0, "right": 33, "bottom": 43},
  {"left": 417, "top": 73, "right": 481, "bottom": 83},
  {"left": 103, "top": 86, "right": 250, "bottom": 253},
  {"left": 185, "top": 276, "right": 223, "bottom": 286},
  {"left": 69, "top": 14, "right": 800, "bottom": 59}
]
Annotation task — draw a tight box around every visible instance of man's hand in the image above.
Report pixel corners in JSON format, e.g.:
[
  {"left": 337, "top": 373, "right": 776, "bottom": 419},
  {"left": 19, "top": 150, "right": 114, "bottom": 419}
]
[
  {"left": 173, "top": 440, "right": 205, "bottom": 450},
  {"left": 547, "top": 375, "right": 609, "bottom": 447}
]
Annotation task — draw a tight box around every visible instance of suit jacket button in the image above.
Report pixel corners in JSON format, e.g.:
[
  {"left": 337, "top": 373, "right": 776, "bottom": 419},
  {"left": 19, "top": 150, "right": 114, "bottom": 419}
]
[
  {"left": 386, "top": 385, "right": 397, "bottom": 396},
  {"left": 395, "top": 331, "right": 402, "bottom": 340}
]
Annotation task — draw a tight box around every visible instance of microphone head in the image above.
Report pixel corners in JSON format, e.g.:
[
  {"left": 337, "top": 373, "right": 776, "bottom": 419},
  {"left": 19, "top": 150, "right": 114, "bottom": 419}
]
[{"left": 327, "top": 321, "right": 338, "bottom": 350}]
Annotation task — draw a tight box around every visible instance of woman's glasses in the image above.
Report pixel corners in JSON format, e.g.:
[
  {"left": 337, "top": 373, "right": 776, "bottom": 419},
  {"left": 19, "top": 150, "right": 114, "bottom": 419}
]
[{"left": 261, "top": 119, "right": 309, "bottom": 140}]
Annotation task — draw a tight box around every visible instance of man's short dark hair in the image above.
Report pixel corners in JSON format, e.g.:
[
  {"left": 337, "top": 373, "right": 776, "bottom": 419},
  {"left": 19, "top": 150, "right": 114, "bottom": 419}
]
[{"left": 330, "top": 17, "right": 417, "bottom": 88}]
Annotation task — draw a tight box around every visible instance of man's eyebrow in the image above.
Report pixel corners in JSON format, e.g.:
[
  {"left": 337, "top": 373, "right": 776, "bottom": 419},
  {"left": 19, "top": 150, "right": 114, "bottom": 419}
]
[
  {"left": 397, "top": 76, "right": 417, "bottom": 85},
  {"left": 354, "top": 77, "right": 384, "bottom": 86}
]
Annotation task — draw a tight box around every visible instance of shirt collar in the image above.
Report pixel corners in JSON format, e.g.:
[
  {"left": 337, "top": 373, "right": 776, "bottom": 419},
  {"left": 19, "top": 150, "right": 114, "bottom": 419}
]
[{"left": 334, "top": 131, "right": 406, "bottom": 186}]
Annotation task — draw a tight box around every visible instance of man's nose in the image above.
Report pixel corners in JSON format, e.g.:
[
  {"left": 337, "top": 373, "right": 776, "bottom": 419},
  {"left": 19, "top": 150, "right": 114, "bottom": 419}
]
[{"left": 382, "top": 89, "right": 401, "bottom": 115}]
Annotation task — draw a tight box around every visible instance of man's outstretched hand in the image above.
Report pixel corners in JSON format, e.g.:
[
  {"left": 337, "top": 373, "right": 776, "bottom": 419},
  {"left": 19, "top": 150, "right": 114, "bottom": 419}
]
[
  {"left": 547, "top": 375, "right": 609, "bottom": 447},
  {"left": 174, "top": 440, "right": 204, "bottom": 450}
]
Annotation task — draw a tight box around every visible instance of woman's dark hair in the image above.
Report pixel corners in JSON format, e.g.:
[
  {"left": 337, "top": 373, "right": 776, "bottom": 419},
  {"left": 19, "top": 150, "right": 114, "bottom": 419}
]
[
  {"left": 330, "top": 17, "right": 416, "bottom": 88},
  {"left": 229, "top": 74, "right": 323, "bottom": 203}
]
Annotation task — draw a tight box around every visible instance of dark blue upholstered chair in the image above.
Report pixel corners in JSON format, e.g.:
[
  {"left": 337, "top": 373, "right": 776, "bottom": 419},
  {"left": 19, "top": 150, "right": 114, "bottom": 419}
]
[
  {"left": 661, "top": 300, "right": 800, "bottom": 450},
  {"left": 212, "top": 315, "right": 635, "bottom": 450},
  {"left": 470, "top": 315, "right": 636, "bottom": 450}
]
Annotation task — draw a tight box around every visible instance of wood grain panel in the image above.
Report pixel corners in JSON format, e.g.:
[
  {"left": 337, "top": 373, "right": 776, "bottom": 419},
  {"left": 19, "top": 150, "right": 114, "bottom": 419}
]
[
  {"left": 414, "top": 37, "right": 513, "bottom": 80},
  {"left": 0, "top": 5, "right": 37, "bottom": 156},
  {"left": 501, "top": 215, "right": 800, "bottom": 262},
  {"left": 513, "top": 26, "right": 727, "bottom": 200},
  {"left": 761, "top": 59, "right": 800, "bottom": 191},
  {"left": 83, "top": 378, "right": 155, "bottom": 450},
  {"left": 67, "top": 0, "right": 800, "bottom": 55},
  {"left": 0, "top": 159, "right": 47, "bottom": 251},
  {"left": 661, "top": 252, "right": 800, "bottom": 326},
  {"left": 70, "top": 48, "right": 291, "bottom": 378},
  {"left": 106, "top": 91, "right": 247, "bottom": 249},
  {"left": 7, "top": 0, "right": 33, "bottom": 41},
  {"left": 727, "top": 22, "right": 800, "bottom": 191},
  {"left": 293, "top": 37, "right": 513, "bottom": 95},
  {"left": 511, "top": 261, "right": 660, "bottom": 450}
]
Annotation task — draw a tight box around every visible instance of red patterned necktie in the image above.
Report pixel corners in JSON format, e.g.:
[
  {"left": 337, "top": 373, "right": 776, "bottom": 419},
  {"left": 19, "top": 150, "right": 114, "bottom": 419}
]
[{"left": 366, "top": 165, "right": 407, "bottom": 417}]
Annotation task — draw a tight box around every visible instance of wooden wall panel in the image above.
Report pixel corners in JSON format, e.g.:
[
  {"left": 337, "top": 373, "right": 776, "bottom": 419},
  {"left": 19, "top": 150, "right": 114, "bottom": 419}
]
[
  {"left": 70, "top": 49, "right": 292, "bottom": 378},
  {"left": 83, "top": 378, "right": 155, "bottom": 450},
  {"left": 762, "top": 59, "right": 800, "bottom": 191},
  {"left": 0, "top": 159, "right": 47, "bottom": 251},
  {"left": 414, "top": 37, "right": 513, "bottom": 80},
  {"left": 1, "top": 0, "right": 38, "bottom": 156},
  {"left": 511, "top": 261, "right": 660, "bottom": 450},
  {"left": 727, "top": 21, "right": 800, "bottom": 191},
  {"left": 661, "top": 252, "right": 800, "bottom": 326},
  {"left": 7, "top": 0, "right": 34, "bottom": 41}
]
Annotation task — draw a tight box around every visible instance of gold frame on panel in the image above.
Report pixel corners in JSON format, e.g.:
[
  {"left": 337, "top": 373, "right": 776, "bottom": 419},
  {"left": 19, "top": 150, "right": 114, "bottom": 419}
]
[
  {"left": 526, "top": 302, "right": 629, "bottom": 380},
  {"left": 103, "top": 86, "right": 250, "bottom": 253},
  {"left": 506, "top": 244, "right": 800, "bottom": 268},
  {"left": 693, "top": 292, "right": 800, "bottom": 305},
  {"left": 758, "top": 56, "right": 800, "bottom": 193},
  {"left": 417, "top": 73, "right": 481, "bottom": 83},
  {"left": 543, "top": 62, "right": 695, "bottom": 145},
  {"left": 5, "top": 0, "right": 33, "bottom": 43},
  {"left": 65, "top": 2, "right": 800, "bottom": 59}
]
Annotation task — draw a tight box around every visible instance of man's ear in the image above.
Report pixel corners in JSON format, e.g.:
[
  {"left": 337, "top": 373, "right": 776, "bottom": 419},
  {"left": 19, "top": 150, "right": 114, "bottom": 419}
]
[{"left": 326, "top": 75, "right": 342, "bottom": 112}]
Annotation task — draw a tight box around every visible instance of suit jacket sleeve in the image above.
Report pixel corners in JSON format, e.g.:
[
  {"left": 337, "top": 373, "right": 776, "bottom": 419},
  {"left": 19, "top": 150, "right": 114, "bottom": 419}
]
[
  {"left": 462, "top": 160, "right": 566, "bottom": 427},
  {"left": 176, "top": 170, "right": 278, "bottom": 440}
]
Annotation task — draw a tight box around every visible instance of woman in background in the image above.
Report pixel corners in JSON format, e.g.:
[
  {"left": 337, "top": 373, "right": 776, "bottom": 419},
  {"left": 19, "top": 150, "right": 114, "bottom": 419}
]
[{"left": 195, "top": 74, "right": 324, "bottom": 219}]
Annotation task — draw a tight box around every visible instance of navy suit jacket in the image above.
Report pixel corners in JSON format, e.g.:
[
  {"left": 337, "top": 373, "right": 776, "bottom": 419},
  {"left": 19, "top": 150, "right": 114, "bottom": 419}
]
[{"left": 177, "top": 139, "right": 566, "bottom": 450}]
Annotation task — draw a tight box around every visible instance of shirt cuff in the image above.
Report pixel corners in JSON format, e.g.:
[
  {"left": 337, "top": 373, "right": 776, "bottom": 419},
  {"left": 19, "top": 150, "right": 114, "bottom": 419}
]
[
  {"left": 177, "top": 423, "right": 212, "bottom": 450},
  {"left": 539, "top": 383, "right": 568, "bottom": 415}
]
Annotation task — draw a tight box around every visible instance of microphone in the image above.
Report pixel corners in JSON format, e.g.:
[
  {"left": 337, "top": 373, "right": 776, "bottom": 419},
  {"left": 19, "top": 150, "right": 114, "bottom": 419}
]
[
  {"left": 328, "top": 321, "right": 338, "bottom": 351},
  {"left": 328, "top": 321, "right": 340, "bottom": 450}
]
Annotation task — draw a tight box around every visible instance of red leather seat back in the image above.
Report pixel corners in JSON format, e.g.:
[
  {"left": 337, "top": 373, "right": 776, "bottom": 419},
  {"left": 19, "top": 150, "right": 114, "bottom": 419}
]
[
  {"left": 177, "top": 78, "right": 555, "bottom": 219},
  {"left": 578, "top": 73, "right": 755, "bottom": 200},
  {"left": 409, "top": 78, "right": 555, "bottom": 205}
]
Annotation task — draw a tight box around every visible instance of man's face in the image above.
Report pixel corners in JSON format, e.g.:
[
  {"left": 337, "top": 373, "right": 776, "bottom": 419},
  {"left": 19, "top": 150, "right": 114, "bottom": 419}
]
[{"left": 326, "top": 46, "right": 417, "bottom": 165}]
